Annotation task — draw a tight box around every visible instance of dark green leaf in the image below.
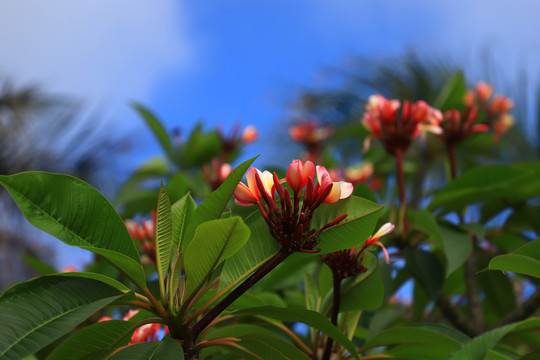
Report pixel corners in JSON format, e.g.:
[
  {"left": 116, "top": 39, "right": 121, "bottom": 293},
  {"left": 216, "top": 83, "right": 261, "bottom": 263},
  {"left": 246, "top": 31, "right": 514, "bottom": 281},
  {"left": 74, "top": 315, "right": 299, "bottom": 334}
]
[
  {"left": 488, "top": 238, "right": 540, "bottom": 279},
  {"left": 0, "top": 276, "right": 123, "bottom": 360},
  {"left": 232, "top": 306, "right": 359, "bottom": 359},
  {"left": 108, "top": 338, "right": 184, "bottom": 360},
  {"left": 183, "top": 156, "right": 258, "bottom": 246},
  {"left": 340, "top": 253, "right": 384, "bottom": 311},
  {"left": 184, "top": 217, "right": 250, "bottom": 295},
  {"left": 46, "top": 320, "right": 137, "bottom": 360},
  {"left": 310, "top": 196, "right": 384, "bottom": 254},
  {"left": 0, "top": 172, "right": 146, "bottom": 287},
  {"left": 405, "top": 248, "right": 445, "bottom": 300}
]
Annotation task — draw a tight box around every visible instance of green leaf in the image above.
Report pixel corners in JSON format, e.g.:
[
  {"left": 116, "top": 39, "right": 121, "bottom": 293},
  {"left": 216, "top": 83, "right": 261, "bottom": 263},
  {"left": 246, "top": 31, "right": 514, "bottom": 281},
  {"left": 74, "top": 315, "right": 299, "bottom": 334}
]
[
  {"left": 172, "top": 193, "right": 197, "bottom": 249},
  {"left": 429, "top": 165, "right": 533, "bottom": 214},
  {"left": 46, "top": 320, "right": 137, "bottom": 360},
  {"left": 446, "top": 324, "right": 515, "bottom": 360},
  {"left": 339, "top": 253, "right": 384, "bottom": 311},
  {"left": 108, "top": 338, "right": 184, "bottom": 360},
  {"left": 303, "top": 270, "right": 319, "bottom": 311},
  {"left": 434, "top": 71, "right": 467, "bottom": 110},
  {"left": 55, "top": 272, "right": 131, "bottom": 292},
  {"left": 0, "top": 172, "right": 146, "bottom": 287},
  {"left": 310, "top": 196, "right": 384, "bottom": 254},
  {"left": 228, "top": 333, "right": 311, "bottom": 360},
  {"left": 440, "top": 224, "right": 473, "bottom": 277},
  {"left": 182, "top": 156, "right": 258, "bottom": 246},
  {"left": 488, "top": 238, "right": 540, "bottom": 279},
  {"left": 132, "top": 103, "right": 175, "bottom": 162},
  {"left": 206, "top": 324, "right": 276, "bottom": 340},
  {"left": 232, "top": 306, "right": 359, "bottom": 359},
  {"left": 121, "top": 157, "right": 170, "bottom": 187},
  {"left": 22, "top": 255, "right": 56, "bottom": 276},
  {"left": 0, "top": 276, "right": 123, "bottom": 360},
  {"left": 364, "top": 324, "right": 464, "bottom": 357},
  {"left": 218, "top": 212, "right": 279, "bottom": 291},
  {"left": 155, "top": 184, "right": 173, "bottom": 301},
  {"left": 184, "top": 217, "right": 250, "bottom": 296},
  {"left": 405, "top": 248, "right": 445, "bottom": 300}
]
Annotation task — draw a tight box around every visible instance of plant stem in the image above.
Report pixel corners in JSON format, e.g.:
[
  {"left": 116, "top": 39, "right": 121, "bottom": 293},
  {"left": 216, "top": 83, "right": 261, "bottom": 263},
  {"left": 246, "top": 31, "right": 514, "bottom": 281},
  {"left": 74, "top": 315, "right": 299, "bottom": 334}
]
[
  {"left": 322, "top": 274, "right": 342, "bottom": 360},
  {"left": 447, "top": 144, "right": 458, "bottom": 180},
  {"left": 395, "top": 148, "right": 408, "bottom": 235},
  {"left": 190, "top": 247, "right": 290, "bottom": 342}
]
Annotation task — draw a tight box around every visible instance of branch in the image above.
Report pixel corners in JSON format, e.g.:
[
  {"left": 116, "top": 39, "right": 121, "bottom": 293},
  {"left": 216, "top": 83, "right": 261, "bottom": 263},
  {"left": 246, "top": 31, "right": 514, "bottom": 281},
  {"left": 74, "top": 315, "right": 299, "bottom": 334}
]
[{"left": 489, "top": 286, "right": 540, "bottom": 329}]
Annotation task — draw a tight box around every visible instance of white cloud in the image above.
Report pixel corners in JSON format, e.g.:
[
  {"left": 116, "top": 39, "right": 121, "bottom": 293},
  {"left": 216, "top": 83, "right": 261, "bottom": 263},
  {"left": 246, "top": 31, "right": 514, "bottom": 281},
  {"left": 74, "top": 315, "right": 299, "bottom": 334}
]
[{"left": 0, "top": 0, "right": 195, "bottom": 102}]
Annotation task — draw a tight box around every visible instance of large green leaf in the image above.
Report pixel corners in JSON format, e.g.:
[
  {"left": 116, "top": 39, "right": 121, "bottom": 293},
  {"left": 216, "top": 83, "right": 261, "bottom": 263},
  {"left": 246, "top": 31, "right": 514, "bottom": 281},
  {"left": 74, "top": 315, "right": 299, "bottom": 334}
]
[
  {"left": 446, "top": 318, "right": 540, "bottom": 360},
  {"left": 405, "top": 248, "right": 445, "bottom": 300},
  {"left": 184, "top": 217, "right": 250, "bottom": 296},
  {"left": 221, "top": 333, "right": 311, "bottom": 360},
  {"left": 132, "top": 103, "right": 175, "bottom": 162},
  {"left": 232, "top": 306, "right": 359, "bottom": 359},
  {"left": 339, "top": 253, "right": 384, "bottom": 312},
  {"left": 171, "top": 193, "right": 197, "bottom": 249},
  {"left": 182, "top": 156, "right": 258, "bottom": 247},
  {"left": 0, "top": 276, "right": 123, "bottom": 360},
  {"left": 488, "top": 237, "right": 540, "bottom": 279},
  {"left": 218, "top": 212, "right": 279, "bottom": 291},
  {"left": 309, "top": 196, "right": 383, "bottom": 254},
  {"left": 108, "top": 338, "right": 184, "bottom": 360},
  {"left": 56, "top": 272, "right": 131, "bottom": 292},
  {"left": 155, "top": 184, "right": 173, "bottom": 301},
  {"left": 46, "top": 320, "right": 137, "bottom": 360},
  {"left": 440, "top": 224, "right": 472, "bottom": 277},
  {"left": 0, "top": 172, "right": 146, "bottom": 287},
  {"left": 429, "top": 165, "right": 534, "bottom": 214}
]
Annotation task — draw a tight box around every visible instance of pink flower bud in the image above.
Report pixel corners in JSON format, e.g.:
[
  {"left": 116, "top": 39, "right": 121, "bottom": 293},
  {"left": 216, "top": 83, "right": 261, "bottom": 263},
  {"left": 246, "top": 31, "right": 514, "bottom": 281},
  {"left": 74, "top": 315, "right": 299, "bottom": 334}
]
[
  {"left": 476, "top": 81, "right": 493, "bottom": 103},
  {"left": 286, "top": 159, "right": 315, "bottom": 192},
  {"left": 242, "top": 125, "right": 258, "bottom": 143}
]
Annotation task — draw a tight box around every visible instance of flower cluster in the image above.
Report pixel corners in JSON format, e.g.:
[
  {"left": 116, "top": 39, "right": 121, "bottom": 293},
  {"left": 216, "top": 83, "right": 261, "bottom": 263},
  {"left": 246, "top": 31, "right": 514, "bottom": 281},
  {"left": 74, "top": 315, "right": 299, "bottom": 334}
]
[
  {"left": 362, "top": 95, "right": 442, "bottom": 155},
  {"left": 290, "top": 119, "right": 334, "bottom": 162},
  {"left": 463, "top": 81, "right": 514, "bottom": 142},
  {"left": 218, "top": 123, "right": 258, "bottom": 159},
  {"left": 234, "top": 160, "right": 353, "bottom": 253},
  {"left": 203, "top": 158, "right": 232, "bottom": 190},
  {"left": 125, "top": 213, "right": 156, "bottom": 265},
  {"left": 321, "top": 222, "right": 394, "bottom": 280},
  {"left": 434, "top": 107, "right": 489, "bottom": 147}
]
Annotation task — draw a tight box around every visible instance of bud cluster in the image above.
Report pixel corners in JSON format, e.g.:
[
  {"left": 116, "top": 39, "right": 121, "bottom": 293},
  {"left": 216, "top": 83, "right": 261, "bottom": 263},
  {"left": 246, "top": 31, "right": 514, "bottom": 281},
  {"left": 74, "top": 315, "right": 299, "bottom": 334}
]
[
  {"left": 125, "top": 212, "right": 157, "bottom": 265},
  {"left": 321, "top": 223, "right": 394, "bottom": 280}
]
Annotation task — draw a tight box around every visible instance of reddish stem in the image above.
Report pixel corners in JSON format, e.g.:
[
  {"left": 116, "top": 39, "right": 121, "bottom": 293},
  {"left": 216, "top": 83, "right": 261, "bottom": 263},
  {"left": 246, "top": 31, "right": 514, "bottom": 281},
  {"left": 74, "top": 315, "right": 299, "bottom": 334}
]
[
  {"left": 448, "top": 144, "right": 458, "bottom": 180},
  {"left": 190, "top": 247, "right": 290, "bottom": 342},
  {"left": 395, "top": 148, "right": 408, "bottom": 235},
  {"left": 322, "top": 274, "right": 342, "bottom": 360}
]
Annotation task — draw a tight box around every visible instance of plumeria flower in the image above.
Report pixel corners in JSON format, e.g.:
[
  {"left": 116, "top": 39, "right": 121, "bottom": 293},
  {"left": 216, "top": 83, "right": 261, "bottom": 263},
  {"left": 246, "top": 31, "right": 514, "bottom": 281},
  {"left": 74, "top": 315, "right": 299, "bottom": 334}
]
[
  {"left": 316, "top": 165, "right": 354, "bottom": 203},
  {"left": 233, "top": 160, "right": 353, "bottom": 253},
  {"left": 286, "top": 159, "right": 315, "bottom": 192},
  {"left": 364, "top": 222, "right": 395, "bottom": 264},
  {"left": 233, "top": 167, "right": 275, "bottom": 206}
]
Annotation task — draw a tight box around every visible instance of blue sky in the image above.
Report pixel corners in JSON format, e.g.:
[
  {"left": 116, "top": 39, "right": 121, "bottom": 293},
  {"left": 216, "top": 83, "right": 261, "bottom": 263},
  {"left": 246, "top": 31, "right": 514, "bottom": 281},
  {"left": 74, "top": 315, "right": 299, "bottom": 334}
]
[
  {"left": 2, "top": 0, "right": 540, "bottom": 171},
  {"left": 1, "top": 1, "right": 540, "bottom": 268}
]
